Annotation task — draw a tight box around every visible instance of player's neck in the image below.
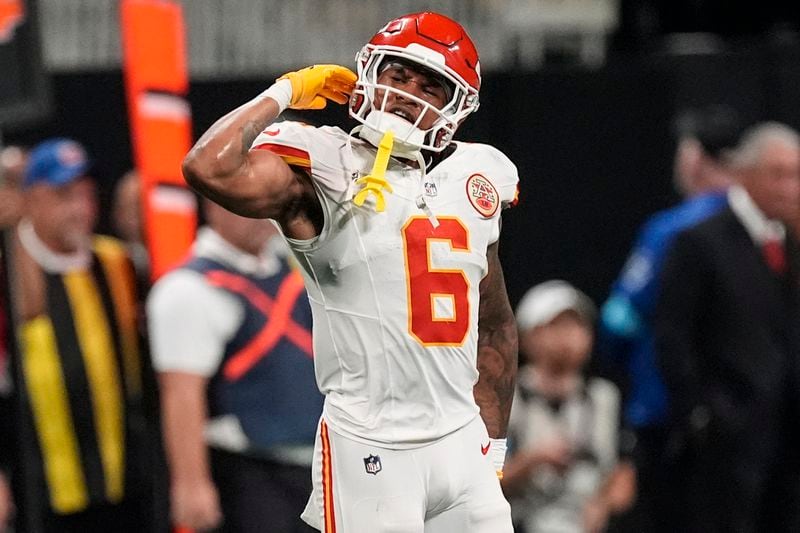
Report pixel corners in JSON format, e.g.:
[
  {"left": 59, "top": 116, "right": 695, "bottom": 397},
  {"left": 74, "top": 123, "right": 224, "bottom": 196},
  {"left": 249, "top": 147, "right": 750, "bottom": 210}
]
[{"left": 426, "top": 144, "right": 456, "bottom": 172}]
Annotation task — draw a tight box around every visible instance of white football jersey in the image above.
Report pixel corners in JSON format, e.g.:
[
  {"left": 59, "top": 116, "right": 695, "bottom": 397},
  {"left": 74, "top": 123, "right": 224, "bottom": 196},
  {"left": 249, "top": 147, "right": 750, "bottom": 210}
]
[{"left": 251, "top": 121, "right": 519, "bottom": 447}]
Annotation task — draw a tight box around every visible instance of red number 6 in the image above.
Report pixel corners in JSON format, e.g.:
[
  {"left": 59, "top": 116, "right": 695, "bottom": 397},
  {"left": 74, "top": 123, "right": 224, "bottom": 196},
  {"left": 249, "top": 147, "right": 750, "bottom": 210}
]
[{"left": 402, "top": 216, "right": 470, "bottom": 346}]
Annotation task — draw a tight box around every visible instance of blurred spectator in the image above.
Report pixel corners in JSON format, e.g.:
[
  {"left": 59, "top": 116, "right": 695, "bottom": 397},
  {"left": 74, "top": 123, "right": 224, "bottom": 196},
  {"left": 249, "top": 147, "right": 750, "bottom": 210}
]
[
  {"left": 110, "top": 169, "right": 170, "bottom": 532},
  {"left": 3, "top": 138, "right": 155, "bottom": 532},
  {"left": 0, "top": 145, "right": 28, "bottom": 388},
  {"left": 147, "top": 200, "right": 321, "bottom": 532},
  {"left": 0, "top": 145, "right": 27, "bottom": 228},
  {"left": 110, "top": 170, "right": 149, "bottom": 289},
  {"left": 0, "top": 145, "right": 27, "bottom": 532},
  {"left": 1, "top": 145, "right": 27, "bottom": 184},
  {"left": 0, "top": 474, "right": 10, "bottom": 533},
  {"left": 503, "top": 281, "right": 635, "bottom": 533},
  {"left": 597, "top": 104, "right": 742, "bottom": 530},
  {"left": 654, "top": 122, "right": 800, "bottom": 532}
]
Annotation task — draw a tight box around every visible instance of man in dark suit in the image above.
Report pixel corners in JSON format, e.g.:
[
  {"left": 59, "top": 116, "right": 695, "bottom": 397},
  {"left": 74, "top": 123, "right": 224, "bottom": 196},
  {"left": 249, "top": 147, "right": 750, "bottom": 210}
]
[{"left": 654, "top": 122, "right": 800, "bottom": 532}]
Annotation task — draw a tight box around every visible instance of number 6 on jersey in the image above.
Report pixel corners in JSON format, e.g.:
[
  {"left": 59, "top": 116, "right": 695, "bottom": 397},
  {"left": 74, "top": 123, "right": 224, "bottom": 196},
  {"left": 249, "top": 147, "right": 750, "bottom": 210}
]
[{"left": 402, "top": 216, "right": 471, "bottom": 346}]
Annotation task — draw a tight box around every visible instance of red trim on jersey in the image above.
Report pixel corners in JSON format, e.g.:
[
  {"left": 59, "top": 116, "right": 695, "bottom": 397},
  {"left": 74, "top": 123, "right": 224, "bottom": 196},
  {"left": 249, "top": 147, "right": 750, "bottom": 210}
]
[
  {"left": 509, "top": 184, "right": 520, "bottom": 208},
  {"left": 321, "top": 421, "right": 336, "bottom": 533},
  {"left": 252, "top": 143, "right": 311, "bottom": 169}
]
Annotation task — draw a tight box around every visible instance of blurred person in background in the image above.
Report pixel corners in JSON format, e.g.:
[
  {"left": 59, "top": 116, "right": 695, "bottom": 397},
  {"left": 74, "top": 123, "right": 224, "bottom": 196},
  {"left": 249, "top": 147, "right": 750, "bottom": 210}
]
[
  {"left": 0, "top": 144, "right": 28, "bottom": 389},
  {"left": 0, "top": 144, "right": 27, "bottom": 533},
  {"left": 0, "top": 145, "right": 27, "bottom": 228},
  {"left": 1, "top": 138, "right": 155, "bottom": 532},
  {"left": 147, "top": 199, "right": 321, "bottom": 532},
  {"left": 597, "top": 104, "right": 742, "bottom": 531},
  {"left": 111, "top": 169, "right": 149, "bottom": 292},
  {"left": 654, "top": 122, "right": 800, "bottom": 532},
  {"left": 0, "top": 473, "right": 10, "bottom": 533},
  {"left": 110, "top": 169, "right": 171, "bottom": 533},
  {"left": 0, "top": 144, "right": 27, "bottom": 388},
  {"left": 503, "top": 281, "right": 635, "bottom": 533},
  {"left": 182, "top": 11, "right": 519, "bottom": 532}
]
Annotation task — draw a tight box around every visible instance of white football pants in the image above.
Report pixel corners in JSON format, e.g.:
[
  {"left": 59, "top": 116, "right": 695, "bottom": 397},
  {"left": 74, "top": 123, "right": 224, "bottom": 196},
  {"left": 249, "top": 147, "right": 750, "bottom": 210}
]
[{"left": 301, "top": 415, "right": 512, "bottom": 533}]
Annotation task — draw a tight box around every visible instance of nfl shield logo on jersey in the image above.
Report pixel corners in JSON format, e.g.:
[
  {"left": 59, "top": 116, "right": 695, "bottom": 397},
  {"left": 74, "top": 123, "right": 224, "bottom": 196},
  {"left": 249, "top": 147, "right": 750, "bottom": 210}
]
[
  {"left": 424, "top": 180, "right": 438, "bottom": 197},
  {"left": 363, "top": 454, "right": 382, "bottom": 475}
]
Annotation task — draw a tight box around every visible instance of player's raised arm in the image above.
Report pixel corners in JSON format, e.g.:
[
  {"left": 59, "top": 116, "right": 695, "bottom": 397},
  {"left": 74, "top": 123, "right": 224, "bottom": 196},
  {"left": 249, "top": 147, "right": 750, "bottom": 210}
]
[
  {"left": 474, "top": 240, "right": 518, "bottom": 474},
  {"left": 182, "top": 65, "right": 357, "bottom": 219}
]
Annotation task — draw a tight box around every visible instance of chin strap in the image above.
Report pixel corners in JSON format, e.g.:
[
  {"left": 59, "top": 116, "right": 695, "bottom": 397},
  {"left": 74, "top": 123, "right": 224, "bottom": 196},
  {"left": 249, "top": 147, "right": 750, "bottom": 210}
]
[{"left": 353, "top": 130, "right": 395, "bottom": 212}]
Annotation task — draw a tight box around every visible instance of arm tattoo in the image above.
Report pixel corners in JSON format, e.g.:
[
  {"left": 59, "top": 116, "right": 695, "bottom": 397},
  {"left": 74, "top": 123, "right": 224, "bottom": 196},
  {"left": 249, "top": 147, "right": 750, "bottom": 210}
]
[
  {"left": 241, "top": 120, "right": 265, "bottom": 155},
  {"left": 474, "top": 240, "right": 518, "bottom": 438}
]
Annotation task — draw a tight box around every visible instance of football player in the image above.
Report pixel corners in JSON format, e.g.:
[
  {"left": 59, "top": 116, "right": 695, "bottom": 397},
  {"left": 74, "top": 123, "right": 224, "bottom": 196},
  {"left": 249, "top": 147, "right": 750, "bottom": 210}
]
[{"left": 183, "top": 12, "right": 519, "bottom": 532}]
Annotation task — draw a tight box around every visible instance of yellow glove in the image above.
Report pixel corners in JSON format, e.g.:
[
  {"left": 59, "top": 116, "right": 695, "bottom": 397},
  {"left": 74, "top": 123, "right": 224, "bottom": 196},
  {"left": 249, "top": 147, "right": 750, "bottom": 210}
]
[{"left": 278, "top": 64, "right": 357, "bottom": 110}]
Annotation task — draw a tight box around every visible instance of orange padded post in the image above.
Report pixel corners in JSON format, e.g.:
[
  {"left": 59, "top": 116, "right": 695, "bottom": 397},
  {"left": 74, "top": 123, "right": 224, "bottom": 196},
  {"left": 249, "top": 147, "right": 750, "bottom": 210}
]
[
  {"left": 121, "top": 0, "right": 196, "bottom": 282},
  {"left": 0, "top": 0, "right": 24, "bottom": 43}
]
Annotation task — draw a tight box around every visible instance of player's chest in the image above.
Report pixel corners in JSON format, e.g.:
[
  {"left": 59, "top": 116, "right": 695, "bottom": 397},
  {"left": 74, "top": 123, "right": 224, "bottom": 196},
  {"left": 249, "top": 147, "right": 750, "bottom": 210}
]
[
  {"left": 350, "top": 173, "right": 494, "bottom": 247},
  {"left": 381, "top": 165, "right": 500, "bottom": 217}
]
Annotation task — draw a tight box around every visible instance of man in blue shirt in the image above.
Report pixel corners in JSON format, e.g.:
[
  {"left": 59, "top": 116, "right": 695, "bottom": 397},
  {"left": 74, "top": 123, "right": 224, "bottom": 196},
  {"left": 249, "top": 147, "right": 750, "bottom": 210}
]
[{"left": 599, "top": 105, "right": 743, "bottom": 531}]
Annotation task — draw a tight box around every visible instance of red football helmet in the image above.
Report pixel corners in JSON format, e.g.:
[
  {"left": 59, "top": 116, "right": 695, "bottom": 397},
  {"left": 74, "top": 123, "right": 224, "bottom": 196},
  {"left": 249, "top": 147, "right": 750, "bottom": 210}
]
[{"left": 350, "top": 12, "right": 481, "bottom": 154}]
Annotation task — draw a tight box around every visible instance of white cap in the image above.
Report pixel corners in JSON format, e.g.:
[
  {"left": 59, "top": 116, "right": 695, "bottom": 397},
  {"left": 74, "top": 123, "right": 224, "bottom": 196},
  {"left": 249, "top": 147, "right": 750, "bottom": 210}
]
[{"left": 515, "top": 280, "right": 597, "bottom": 331}]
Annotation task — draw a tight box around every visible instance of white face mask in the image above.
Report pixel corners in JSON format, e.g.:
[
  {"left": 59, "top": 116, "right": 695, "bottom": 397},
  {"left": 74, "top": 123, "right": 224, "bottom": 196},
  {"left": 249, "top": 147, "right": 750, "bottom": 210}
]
[{"left": 349, "top": 46, "right": 479, "bottom": 156}]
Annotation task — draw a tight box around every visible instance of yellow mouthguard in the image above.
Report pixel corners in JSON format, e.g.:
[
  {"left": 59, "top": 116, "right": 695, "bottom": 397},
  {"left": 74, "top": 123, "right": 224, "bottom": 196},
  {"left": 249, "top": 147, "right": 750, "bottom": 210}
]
[{"left": 353, "top": 130, "right": 394, "bottom": 212}]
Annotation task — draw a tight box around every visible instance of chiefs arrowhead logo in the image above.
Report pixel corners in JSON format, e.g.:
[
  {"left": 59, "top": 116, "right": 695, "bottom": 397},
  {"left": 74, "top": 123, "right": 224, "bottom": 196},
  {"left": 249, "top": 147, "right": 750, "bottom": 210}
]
[
  {"left": 0, "top": 0, "right": 24, "bottom": 44},
  {"left": 481, "top": 441, "right": 491, "bottom": 455}
]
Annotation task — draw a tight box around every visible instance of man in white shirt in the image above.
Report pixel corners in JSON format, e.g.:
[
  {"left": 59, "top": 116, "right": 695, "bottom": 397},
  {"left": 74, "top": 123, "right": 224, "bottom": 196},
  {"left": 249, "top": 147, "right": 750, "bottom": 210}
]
[{"left": 148, "top": 200, "right": 321, "bottom": 532}]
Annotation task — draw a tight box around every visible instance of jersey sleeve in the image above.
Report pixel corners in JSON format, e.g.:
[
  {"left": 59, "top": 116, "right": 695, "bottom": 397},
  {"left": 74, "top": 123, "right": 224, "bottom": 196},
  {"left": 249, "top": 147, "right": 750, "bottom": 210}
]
[
  {"left": 481, "top": 144, "right": 520, "bottom": 209},
  {"left": 250, "top": 120, "right": 351, "bottom": 197},
  {"left": 470, "top": 144, "right": 519, "bottom": 244}
]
